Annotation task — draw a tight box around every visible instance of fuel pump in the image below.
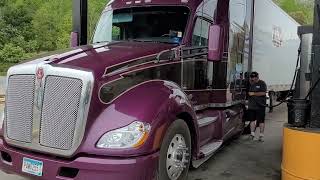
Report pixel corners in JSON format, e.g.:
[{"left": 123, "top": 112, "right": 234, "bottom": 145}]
[{"left": 282, "top": 1, "right": 320, "bottom": 179}]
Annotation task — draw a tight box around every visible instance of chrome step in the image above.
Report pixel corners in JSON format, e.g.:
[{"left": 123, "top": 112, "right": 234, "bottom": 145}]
[
  {"left": 197, "top": 116, "right": 218, "bottom": 127},
  {"left": 192, "top": 140, "right": 223, "bottom": 168},
  {"left": 200, "top": 140, "right": 223, "bottom": 156}
]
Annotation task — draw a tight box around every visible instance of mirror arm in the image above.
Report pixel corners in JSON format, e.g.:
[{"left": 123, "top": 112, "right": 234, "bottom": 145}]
[{"left": 70, "top": 32, "right": 79, "bottom": 48}]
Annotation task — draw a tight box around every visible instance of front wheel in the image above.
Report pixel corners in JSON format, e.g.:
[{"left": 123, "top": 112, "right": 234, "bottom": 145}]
[{"left": 157, "top": 119, "right": 191, "bottom": 180}]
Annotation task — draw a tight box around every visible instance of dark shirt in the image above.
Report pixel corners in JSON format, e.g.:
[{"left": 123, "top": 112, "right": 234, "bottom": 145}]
[{"left": 248, "top": 80, "right": 267, "bottom": 110}]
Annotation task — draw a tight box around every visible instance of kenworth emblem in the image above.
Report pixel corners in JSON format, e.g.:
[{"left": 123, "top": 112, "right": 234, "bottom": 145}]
[
  {"left": 36, "top": 67, "right": 44, "bottom": 80},
  {"left": 35, "top": 67, "right": 44, "bottom": 109}
]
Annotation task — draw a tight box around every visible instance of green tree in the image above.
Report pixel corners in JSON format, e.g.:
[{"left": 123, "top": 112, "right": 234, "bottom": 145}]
[
  {"left": 32, "top": 0, "right": 71, "bottom": 51},
  {"left": 0, "top": 43, "right": 26, "bottom": 63},
  {"left": 0, "top": 0, "right": 313, "bottom": 75},
  {"left": 274, "top": 0, "right": 313, "bottom": 25},
  {"left": 32, "top": 0, "right": 108, "bottom": 50},
  {"left": 0, "top": 0, "right": 109, "bottom": 75},
  {"left": 88, "top": 0, "right": 107, "bottom": 42}
]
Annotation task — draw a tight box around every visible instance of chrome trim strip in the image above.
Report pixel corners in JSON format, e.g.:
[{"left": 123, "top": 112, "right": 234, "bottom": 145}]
[
  {"left": 98, "top": 61, "right": 181, "bottom": 104},
  {"left": 99, "top": 79, "right": 171, "bottom": 105},
  {"left": 197, "top": 117, "right": 218, "bottom": 128},
  {"left": 4, "top": 64, "right": 94, "bottom": 157},
  {"left": 194, "top": 100, "right": 245, "bottom": 111},
  {"left": 102, "top": 48, "right": 206, "bottom": 78},
  {"left": 184, "top": 88, "right": 246, "bottom": 92},
  {"left": 105, "top": 56, "right": 195, "bottom": 77},
  {"left": 102, "top": 53, "right": 159, "bottom": 77}
]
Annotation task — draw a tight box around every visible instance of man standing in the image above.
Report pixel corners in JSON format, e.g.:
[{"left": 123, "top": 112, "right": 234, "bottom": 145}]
[{"left": 248, "top": 72, "right": 267, "bottom": 141}]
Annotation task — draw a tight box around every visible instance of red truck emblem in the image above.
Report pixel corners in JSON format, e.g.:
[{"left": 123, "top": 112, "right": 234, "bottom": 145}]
[{"left": 36, "top": 68, "right": 44, "bottom": 80}]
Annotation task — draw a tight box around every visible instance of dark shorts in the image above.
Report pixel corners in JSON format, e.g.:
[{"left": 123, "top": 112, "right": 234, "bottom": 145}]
[{"left": 247, "top": 108, "right": 266, "bottom": 124}]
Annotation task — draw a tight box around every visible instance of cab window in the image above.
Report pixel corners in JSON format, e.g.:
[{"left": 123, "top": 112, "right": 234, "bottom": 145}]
[{"left": 192, "top": 18, "right": 211, "bottom": 46}]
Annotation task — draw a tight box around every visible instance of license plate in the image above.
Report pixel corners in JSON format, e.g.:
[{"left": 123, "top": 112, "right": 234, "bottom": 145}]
[{"left": 22, "top": 157, "right": 43, "bottom": 177}]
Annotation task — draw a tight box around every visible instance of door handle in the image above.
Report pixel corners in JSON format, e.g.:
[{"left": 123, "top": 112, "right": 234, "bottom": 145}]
[
  {"left": 225, "top": 110, "right": 231, "bottom": 118},
  {"left": 225, "top": 110, "right": 233, "bottom": 122}
]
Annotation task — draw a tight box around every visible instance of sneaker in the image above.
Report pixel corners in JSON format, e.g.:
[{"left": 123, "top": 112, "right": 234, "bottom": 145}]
[
  {"left": 249, "top": 134, "right": 255, "bottom": 140},
  {"left": 249, "top": 132, "right": 255, "bottom": 140},
  {"left": 259, "top": 136, "right": 264, "bottom": 142}
]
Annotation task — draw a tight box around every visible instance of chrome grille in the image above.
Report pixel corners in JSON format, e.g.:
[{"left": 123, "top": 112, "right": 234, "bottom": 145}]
[
  {"left": 40, "top": 76, "right": 83, "bottom": 150},
  {"left": 4, "top": 64, "right": 93, "bottom": 157},
  {"left": 6, "top": 75, "right": 35, "bottom": 143}
]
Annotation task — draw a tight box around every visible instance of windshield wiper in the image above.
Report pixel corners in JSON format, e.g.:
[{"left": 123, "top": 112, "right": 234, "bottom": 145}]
[
  {"left": 94, "top": 40, "right": 110, "bottom": 44},
  {"left": 129, "top": 38, "right": 179, "bottom": 44},
  {"left": 129, "top": 39, "right": 152, "bottom": 42}
]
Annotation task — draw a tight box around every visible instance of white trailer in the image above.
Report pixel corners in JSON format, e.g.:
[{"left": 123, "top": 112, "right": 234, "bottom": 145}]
[{"left": 251, "top": 0, "right": 300, "bottom": 96}]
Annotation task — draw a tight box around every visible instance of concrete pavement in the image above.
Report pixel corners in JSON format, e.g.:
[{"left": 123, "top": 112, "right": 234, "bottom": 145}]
[
  {"left": 0, "top": 105, "right": 286, "bottom": 180},
  {"left": 188, "top": 105, "right": 285, "bottom": 180},
  {"left": 0, "top": 172, "right": 26, "bottom": 180},
  {"left": 0, "top": 76, "right": 5, "bottom": 96}
]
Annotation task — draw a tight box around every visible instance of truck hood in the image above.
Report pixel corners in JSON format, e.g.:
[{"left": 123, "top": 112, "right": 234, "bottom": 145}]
[{"left": 24, "top": 41, "right": 176, "bottom": 78}]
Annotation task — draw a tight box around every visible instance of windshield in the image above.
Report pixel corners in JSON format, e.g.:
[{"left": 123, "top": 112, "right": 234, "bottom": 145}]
[{"left": 93, "top": 6, "right": 190, "bottom": 44}]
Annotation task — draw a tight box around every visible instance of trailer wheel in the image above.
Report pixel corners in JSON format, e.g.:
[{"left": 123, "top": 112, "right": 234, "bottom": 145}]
[
  {"left": 269, "top": 91, "right": 275, "bottom": 113},
  {"left": 157, "top": 119, "right": 191, "bottom": 180}
]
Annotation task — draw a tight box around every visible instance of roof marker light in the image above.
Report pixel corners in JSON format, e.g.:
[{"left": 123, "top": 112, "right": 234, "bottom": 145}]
[
  {"left": 145, "top": 0, "right": 151, "bottom": 3},
  {"left": 181, "top": 0, "right": 189, "bottom": 3},
  {"left": 126, "top": 1, "right": 132, "bottom": 5},
  {"left": 135, "top": 0, "right": 142, "bottom": 3}
]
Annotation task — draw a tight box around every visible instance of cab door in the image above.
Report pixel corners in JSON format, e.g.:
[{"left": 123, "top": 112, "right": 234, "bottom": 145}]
[
  {"left": 183, "top": 0, "right": 223, "bottom": 145},
  {"left": 182, "top": 0, "right": 217, "bottom": 106},
  {"left": 224, "top": 0, "right": 248, "bottom": 137},
  {"left": 182, "top": 17, "right": 212, "bottom": 106}
]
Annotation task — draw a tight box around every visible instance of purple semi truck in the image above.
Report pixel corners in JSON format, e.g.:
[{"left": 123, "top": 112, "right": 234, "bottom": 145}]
[{"left": 0, "top": 0, "right": 299, "bottom": 179}]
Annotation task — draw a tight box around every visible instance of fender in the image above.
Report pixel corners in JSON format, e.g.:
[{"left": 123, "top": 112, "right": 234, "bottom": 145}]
[{"left": 78, "top": 80, "right": 199, "bottom": 157}]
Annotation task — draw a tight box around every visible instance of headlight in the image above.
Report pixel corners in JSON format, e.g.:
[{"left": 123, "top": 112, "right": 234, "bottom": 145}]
[{"left": 96, "top": 121, "right": 151, "bottom": 149}]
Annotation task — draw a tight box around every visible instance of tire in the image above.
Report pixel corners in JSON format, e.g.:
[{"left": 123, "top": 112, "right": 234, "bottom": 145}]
[{"left": 157, "top": 119, "right": 191, "bottom": 180}]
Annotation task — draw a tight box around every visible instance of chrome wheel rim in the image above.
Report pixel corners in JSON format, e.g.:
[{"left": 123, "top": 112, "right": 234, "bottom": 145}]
[{"left": 166, "top": 134, "right": 189, "bottom": 180}]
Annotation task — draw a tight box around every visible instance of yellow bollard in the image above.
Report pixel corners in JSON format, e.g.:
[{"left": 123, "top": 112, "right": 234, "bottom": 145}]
[{"left": 282, "top": 124, "right": 320, "bottom": 180}]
